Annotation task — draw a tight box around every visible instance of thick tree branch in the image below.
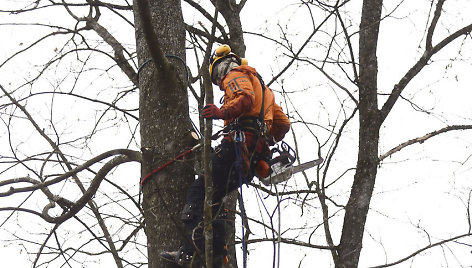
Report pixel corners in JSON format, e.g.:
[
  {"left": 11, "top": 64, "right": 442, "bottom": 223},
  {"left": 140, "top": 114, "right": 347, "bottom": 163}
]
[
  {"left": 86, "top": 18, "right": 138, "bottom": 86},
  {"left": 380, "top": 19, "right": 472, "bottom": 123},
  {"left": 0, "top": 149, "right": 141, "bottom": 196},
  {"left": 211, "top": 0, "right": 245, "bottom": 55},
  {"left": 379, "top": 125, "right": 472, "bottom": 161},
  {"left": 185, "top": 25, "right": 226, "bottom": 49},
  {"left": 337, "top": 0, "right": 383, "bottom": 266},
  {"left": 41, "top": 154, "right": 137, "bottom": 224},
  {"left": 426, "top": 0, "right": 445, "bottom": 51},
  {"left": 0, "top": 207, "right": 45, "bottom": 219},
  {"left": 183, "top": 0, "right": 228, "bottom": 39}
]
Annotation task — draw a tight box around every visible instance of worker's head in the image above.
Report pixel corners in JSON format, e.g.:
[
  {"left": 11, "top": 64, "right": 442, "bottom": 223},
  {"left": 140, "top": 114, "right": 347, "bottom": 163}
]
[{"left": 209, "top": 44, "right": 247, "bottom": 85}]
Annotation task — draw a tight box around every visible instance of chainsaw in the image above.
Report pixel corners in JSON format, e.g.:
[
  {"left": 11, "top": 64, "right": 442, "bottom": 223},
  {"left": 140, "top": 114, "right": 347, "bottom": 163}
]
[{"left": 257, "top": 141, "right": 323, "bottom": 186}]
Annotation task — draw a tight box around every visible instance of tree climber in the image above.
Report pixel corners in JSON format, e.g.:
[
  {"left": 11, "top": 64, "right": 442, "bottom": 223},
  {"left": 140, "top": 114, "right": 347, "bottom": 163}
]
[{"left": 161, "top": 44, "right": 291, "bottom": 267}]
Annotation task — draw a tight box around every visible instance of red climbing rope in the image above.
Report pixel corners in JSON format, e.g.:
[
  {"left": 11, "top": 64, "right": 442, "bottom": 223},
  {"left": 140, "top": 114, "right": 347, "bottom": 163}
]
[{"left": 140, "top": 143, "right": 201, "bottom": 186}]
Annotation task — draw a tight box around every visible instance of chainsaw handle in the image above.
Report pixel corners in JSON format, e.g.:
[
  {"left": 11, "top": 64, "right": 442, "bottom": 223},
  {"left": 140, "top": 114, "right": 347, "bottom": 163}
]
[
  {"left": 281, "top": 141, "right": 296, "bottom": 163},
  {"left": 268, "top": 141, "right": 297, "bottom": 166}
]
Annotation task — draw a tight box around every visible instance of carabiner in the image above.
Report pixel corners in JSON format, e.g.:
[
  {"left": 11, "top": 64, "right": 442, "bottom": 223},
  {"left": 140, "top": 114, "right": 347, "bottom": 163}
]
[{"left": 232, "top": 130, "right": 245, "bottom": 143}]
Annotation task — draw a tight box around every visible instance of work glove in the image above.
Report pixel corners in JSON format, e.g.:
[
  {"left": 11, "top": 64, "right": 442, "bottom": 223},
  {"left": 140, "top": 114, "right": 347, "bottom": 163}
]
[{"left": 202, "top": 104, "right": 226, "bottom": 119}]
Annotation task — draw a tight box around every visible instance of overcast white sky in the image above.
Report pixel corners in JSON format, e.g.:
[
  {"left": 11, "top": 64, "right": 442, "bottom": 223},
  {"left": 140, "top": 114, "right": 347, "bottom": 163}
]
[{"left": 1, "top": 0, "right": 472, "bottom": 267}]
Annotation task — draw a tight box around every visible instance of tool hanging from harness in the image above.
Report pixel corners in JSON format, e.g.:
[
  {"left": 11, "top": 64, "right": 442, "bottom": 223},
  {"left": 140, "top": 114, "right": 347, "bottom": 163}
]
[{"left": 257, "top": 141, "right": 297, "bottom": 185}]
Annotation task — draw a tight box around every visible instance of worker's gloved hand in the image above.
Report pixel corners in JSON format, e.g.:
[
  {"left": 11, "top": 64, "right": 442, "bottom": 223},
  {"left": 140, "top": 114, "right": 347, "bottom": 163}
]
[{"left": 202, "top": 104, "right": 226, "bottom": 119}]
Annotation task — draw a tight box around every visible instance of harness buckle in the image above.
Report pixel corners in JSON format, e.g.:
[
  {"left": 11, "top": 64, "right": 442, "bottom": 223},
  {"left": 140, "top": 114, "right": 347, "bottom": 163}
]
[
  {"left": 232, "top": 130, "right": 245, "bottom": 143},
  {"left": 257, "top": 119, "right": 268, "bottom": 136}
]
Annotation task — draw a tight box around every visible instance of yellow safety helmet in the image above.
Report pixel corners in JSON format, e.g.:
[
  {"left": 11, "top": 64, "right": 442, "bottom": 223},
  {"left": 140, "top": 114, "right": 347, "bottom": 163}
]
[{"left": 209, "top": 44, "right": 247, "bottom": 82}]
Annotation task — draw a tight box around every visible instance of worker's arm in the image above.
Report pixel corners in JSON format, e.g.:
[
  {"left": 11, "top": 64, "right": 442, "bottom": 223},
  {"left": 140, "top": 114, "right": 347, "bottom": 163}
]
[
  {"left": 269, "top": 103, "right": 290, "bottom": 142},
  {"left": 221, "top": 73, "right": 255, "bottom": 120}
]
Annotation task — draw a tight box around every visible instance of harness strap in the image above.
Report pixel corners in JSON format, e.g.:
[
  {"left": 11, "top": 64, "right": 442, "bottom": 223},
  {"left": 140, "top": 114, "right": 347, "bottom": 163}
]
[{"left": 255, "top": 72, "right": 266, "bottom": 126}]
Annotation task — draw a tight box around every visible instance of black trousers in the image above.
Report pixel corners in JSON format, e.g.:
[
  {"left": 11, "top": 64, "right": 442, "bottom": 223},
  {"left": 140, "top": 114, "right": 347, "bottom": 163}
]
[{"left": 181, "top": 139, "right": 252, "bottom": 258}]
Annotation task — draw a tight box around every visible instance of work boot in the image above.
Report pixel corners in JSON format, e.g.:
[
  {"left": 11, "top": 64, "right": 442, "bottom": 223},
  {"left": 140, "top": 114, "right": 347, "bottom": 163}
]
[{"left": 160, "top": 247, "right": 192, "bottom": 266}]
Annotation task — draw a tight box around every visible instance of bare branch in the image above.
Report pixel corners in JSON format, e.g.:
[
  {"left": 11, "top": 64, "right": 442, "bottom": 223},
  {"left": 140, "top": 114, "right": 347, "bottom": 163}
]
[
  {"left": 426, "top": 0, "right": 445, "bottom": 51},
  {"left": 0, "top": 28, "right": 80, "bottom": 69},
  {"left": 379, "top": 125, "right": 472, "bottom": 161},
  {"left": 335, "top": 6, "right": 359, "bottom": 83},
  {"left": 183, "top": 0, "right": 229, "bottom": 39},
  {"left": 296, "top": 57, "right": 359, "bottom": 106},
  {"left": 185, "top": 24, "right": 226, "bottom": 45},
  {"left": 267, "top": 3, "right": 337, "bottom": 86},
  {"left": 380, "top": 19, "right": 472, "bottom": 123},
  {"left": 85, "top": 18, "right": 138, "bottom": 86},
  {"left": 0, "top": 149, "right": 141, "bottom": 196},
  {"left": 246, "top": 237, "right": 334, "bottom": 250},
  {"left": 369, "top": 233, "right": 472, "bottom": 268},
  {"left": 17, "top": 91, "right": 138, "bottom": 121},
  {"left": 40, "top": 153, "right": 138, "bottom": 224},
  {"left": 0, "top": 1, "right": 132, "bottom": 14}
]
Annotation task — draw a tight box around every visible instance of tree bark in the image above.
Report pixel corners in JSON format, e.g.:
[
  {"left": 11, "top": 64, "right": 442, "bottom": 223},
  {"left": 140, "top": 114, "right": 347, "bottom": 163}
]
[
  {"left": 134, "top": 1, "right": 195, "bottom": 267},
  {"left": 336, "top": 0, "right": 383, "bottom": 267}
]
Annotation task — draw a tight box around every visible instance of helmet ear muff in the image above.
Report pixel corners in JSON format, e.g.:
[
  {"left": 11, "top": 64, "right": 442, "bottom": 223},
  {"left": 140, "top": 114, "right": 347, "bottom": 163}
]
[
  {"left": 209, "top": 45, "right": 233, "bottom": 82},
  {"left": 209, "top": 44, "right": 247, "bottom": 84},
  {"left": 215, "top": 44, "right": 231, "bottom": 57}
]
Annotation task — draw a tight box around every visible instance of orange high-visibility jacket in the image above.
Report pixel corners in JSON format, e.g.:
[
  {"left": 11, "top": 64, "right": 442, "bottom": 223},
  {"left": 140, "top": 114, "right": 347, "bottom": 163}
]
[{"left": 219, "top": 65, "right": 290, "bottom": 142}]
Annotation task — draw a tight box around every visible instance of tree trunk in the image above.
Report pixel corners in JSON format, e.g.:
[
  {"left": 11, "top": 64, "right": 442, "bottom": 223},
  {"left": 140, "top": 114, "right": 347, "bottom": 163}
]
[
  {"left": 336, "top": 0, "right": 383, "bottom": 267},
  {"left": 134, "top": 1, "right": 195, "bottom": 267}
]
